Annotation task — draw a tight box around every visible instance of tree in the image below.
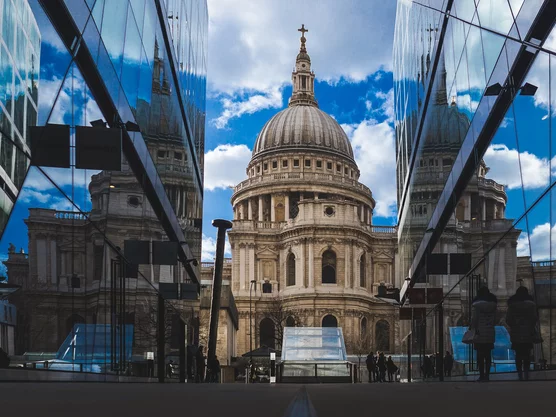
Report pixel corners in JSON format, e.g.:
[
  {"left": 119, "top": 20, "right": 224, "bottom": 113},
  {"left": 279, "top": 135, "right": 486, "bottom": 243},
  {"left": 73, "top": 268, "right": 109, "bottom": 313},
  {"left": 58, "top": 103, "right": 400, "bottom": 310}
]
[
  {"left": 346, "top": 319, "right": 372, "bottom": 383},
  {"left": 259, "top": 297, "right": 302, "bottom": 350}
]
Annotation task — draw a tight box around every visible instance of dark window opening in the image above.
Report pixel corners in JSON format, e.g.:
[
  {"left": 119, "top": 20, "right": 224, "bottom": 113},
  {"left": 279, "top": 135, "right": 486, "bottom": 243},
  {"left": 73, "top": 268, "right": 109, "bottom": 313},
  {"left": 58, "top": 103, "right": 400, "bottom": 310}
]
[
  {"left": 272, "top": 160, "right": 277, "bottom": 169},
  {"left": 287, "top": 253, "right": 296, "bottom": 286},
  {"left": 327, "top": 161, "right": 333, "bottom": 170},
  {"left": 322, "top": 250, "right": 337, "bottom": 284},
  {"left": 293, "top": 159, "right": 300, "bottom": 167},
  {"left": 174, "top": 152, "right": 182, "bottom": 160},
  {"left": 264, "top": 162, "right": 268, "bottom": 170},
  {"left": 262, "top": 282, "right": 272, "bottom": 293},
  {"left": 322, "top": 315, "right": 337, "bottom": 328},
  {"left": 157, "top": 150, "right": 166, "bottom": 158},
  {"left": 316, "top": 160, "right": 322, "bottom": 168},
  {"left": 375, "top": 320, "right": 390, "bottom": 352},
  {"left": 305, "top": 159, "right": 311, "bottom": 167},
  {"left": 282, "top": 160, "right": 288, "bottom": 168}
]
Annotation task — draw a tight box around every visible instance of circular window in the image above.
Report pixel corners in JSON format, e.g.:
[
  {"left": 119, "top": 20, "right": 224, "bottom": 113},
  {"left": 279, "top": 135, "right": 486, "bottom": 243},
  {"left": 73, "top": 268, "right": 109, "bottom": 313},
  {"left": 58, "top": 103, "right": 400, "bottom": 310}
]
[
  {"left": 302, "top": 64, "right": 306, "bottom": 68},
  {"left": 128, "top": 196, "right": 140, "bottom": 207},
  {"left": 324, "top": 206, "right": 335, "bottom": 217}
]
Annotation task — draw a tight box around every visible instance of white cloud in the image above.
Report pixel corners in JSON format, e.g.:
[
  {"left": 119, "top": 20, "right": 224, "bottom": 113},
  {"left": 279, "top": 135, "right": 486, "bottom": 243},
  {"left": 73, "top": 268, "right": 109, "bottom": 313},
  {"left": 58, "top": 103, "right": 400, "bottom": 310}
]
[
  {"left": 204, "top": 144, "right": 252, "bottom": 191},
  {"left": 342, "top": 119, "right": 397, "bottom": 218},
  {"left": 374, "top": 89, "right": 394, "bottom": 122},
  {"left": 212, "top": 87, "right": 283, "bottom": 128},
  {"left": 208, "top": 0, "right": 396, "bottom": 94},
  {"left": 484, "top": 144, "right": 556, "bottom": 190},
  {"left": 201, "top": 233, "right": 232, "bottom": 261},
  {"left": 517, "top": 223, "right": 556, "bottom": 261},
  {"left": 24, "top": 167, "right": 100, "bottom": 192}
]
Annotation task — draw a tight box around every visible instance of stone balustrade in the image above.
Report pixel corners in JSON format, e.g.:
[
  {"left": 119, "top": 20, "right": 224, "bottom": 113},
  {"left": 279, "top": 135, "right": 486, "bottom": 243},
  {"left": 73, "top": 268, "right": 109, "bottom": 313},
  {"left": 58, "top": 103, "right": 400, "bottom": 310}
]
[{"left": 233, "top": 172, "right": 372, "bottom": 196}]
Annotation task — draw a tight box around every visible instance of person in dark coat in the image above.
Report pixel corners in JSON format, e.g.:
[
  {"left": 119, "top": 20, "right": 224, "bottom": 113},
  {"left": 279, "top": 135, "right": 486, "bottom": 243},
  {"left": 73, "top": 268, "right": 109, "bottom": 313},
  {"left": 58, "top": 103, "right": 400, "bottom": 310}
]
[
  {"left": 506, "top": 286, "right": 538, "bottom": 381},
  {"left": 435, "top": 352, "right": 442, "bottom": 377},
  {"left": 0, "top": 347, "right": 10, "bottom": 369},
  {"left": 444, "top": 351, "right": 454, "bottom": 377},
  {"left": 471, "top": 286, "right": 497, "bottom": 382},
  {"left": 422, "top": 355, "right": 432, "bottom": 379},
  {"left": 377, "top": 352, "right": 387, "bottom": 382},
  {"left": 195, "top": 345, "right": 206, "bottom": 383},
  {"left": 386, "top": 356, "right": 398, "bottom": 382},
  {"left": 366, "top": 353, "right": 376, "bottom": 383}
]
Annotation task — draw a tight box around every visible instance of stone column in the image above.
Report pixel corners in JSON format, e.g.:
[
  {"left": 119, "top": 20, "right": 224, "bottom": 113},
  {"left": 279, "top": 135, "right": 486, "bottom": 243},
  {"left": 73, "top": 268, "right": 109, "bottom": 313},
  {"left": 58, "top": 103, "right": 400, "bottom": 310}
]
[
  {"left": 482, "top": 198, "right": 486, "bottom": 221},
  {"left": 258, "top": 196, "right": 264, "bottom": 221},
  {"left": 360, "top": 205, "right": 365, "bottom": 223},
  {"left": 285, "top": 194, "right": 290, "bottom": 221},
  {"left": 308, "top": 239, "right": 314, "bottom": 288},
  {"left": 367, "top": 208, "right": 372, "bottom": 225},
  {"left": 464, "top": 195, "right": 471, "bottom": 221},
  {"left": 345, "top": 241, "right": 351, "bottom": 288},
  {"left": 298, "top": 240, "right": 305, "bottom": 287},
  {"left": 271, "top": 194, "right": 276, "bottom": 222},
  {"left": 248, "top": 244, "right": 255, "bottom": 286},
  {"left": 248, "top": 198, "right": 253, "bottom": 220},
  {"left": 239, "top": 244, "right": 246, "bottom": 290}
]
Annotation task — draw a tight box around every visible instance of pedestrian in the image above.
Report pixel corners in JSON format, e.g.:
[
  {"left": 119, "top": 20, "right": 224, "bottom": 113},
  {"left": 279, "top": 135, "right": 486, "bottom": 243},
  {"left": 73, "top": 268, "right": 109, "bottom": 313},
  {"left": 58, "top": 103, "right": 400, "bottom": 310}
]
[
  {"left": 444, "top": 351, "right": 454, "bottom": 377},
  {"left": 506, "top": 286, "right": 538, "bottom": 381},
  {"left": 0, "top": 347, "right": 10, "bottom": 369},
  {"left": 422, "top": 355, "right": 431, "bottom": 379},
  {"left": 208, "top": 356, "right": 221, "bottom": 383},
  {"left": 386, "top": 356, "right": 398, "bottom": 382},
  {"left": 187, "top": 345, "right": 194, "bottom": 381},
  {"left": 471, "top": 286, "right": 497, "bottom": 382},
  {"left": 377, "top": 352, "right": 387, "bottom": 382},
  {"left": 166, "top": 359, "right": 174, "bottom": 378},
  {"left": 366, "top": 352, "right": 376, "bottom": 383},
  {"left": 435, "top": 352, "right": 442, "bottom": 377},
  {"left": 196, "top": 345, "right": 206, "bottom": 383}
]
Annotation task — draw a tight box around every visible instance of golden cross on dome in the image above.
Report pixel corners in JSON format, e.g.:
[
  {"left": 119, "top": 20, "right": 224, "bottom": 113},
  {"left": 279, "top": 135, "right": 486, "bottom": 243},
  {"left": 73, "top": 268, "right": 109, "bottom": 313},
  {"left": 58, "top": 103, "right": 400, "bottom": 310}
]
[{"left": 298, "top": 24, "right": 308, "bottom": 37}]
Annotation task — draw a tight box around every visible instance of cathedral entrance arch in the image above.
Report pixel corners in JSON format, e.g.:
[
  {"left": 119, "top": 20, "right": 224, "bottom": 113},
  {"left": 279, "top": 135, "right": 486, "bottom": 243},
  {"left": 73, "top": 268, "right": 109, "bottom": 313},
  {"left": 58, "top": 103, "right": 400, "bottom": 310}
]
[
  {"left": 259, "top": 318, "right": 276, "bottom": 349},
  {"left": 375, "top": 320, "right": 390, "bottom": 352}
]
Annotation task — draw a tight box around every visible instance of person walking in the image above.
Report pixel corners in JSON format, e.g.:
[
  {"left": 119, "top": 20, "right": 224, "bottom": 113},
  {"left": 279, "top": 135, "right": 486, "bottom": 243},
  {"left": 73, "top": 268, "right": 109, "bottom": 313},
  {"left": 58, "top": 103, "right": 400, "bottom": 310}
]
[
  {"left": 366, "top": 352, "right": 376, "bottom": 383},
  {"left": 377, "top": 352, "right": 387, "bottom": 382},
  {"left": 506, "top": 286, "right": 538, "bottom": 381},
  {"left": 195, "top": 345, "right": 206, "bottom": 383},
  {"left": 166, "top": 360, "right": 174, "bottom": 379},
  {"left": 471, "top": 286, "right": 497, "bottom": 382},
  {"left": 386, "top": 356, "right": 398, "bottom": 382},
  {"left": 444, "top": 351, "right": 454, "bottom": 377}
]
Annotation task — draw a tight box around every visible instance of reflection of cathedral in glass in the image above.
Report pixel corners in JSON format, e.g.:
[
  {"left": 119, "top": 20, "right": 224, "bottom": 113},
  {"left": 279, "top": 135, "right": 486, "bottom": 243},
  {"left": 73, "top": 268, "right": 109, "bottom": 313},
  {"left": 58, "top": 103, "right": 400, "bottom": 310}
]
[{"left": 0, "top": 0, "right": 40, "bottom": 233}]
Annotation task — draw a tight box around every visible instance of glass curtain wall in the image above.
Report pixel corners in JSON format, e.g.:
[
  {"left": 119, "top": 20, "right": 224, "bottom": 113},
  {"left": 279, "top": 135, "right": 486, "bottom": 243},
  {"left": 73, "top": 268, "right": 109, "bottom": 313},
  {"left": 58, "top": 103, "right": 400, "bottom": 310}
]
[
  {"left": 395, "top": 0, "right": 556, "bottom": 379},
  {"left": 0, "top": 0, "right": 207, "bottom": 381}
]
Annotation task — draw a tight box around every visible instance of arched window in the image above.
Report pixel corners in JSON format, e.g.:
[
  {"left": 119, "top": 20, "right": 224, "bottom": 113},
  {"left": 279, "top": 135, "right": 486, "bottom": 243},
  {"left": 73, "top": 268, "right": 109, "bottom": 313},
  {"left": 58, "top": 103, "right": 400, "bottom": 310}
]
[
  {"left": 322, "top": 314, "right": 338, "bottom": 328},
  {"left": 322, "top": 250, "right": 336, "bottom": 284},
  {"left": 286, "top": 316, "right": 296, "bottom": 327},
  {"left": 287, "top": 253, "right": 296, "bottom": 286},
  {"left": 375, "top": 320, "right": 390, "bottom": 352},
  {"left": 259, "top": 318, "right": 276, "bottom": 349},
  {"left": 360, "top": 253, "right": 366, "bottom": 288},
  {"left": 361, "top": 317, "right": 368, "bottom": 341},
  {"left": 66, "top": 314, "right": 85, "bottom": 336}
]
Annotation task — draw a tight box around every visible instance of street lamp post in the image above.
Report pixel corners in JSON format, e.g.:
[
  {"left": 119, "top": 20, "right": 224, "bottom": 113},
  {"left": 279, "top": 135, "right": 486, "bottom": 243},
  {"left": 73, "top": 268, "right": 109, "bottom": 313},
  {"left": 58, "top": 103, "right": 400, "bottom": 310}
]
[{"left": 249, "top": 279, "right": 257, "bottom": 383}]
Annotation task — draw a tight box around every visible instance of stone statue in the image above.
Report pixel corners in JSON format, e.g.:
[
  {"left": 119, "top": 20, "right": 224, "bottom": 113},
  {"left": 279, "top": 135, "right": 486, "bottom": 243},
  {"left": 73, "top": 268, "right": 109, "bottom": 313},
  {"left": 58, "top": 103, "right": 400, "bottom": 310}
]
[{"left": 8, "top": 243, "right": 15, "bottom": 254}]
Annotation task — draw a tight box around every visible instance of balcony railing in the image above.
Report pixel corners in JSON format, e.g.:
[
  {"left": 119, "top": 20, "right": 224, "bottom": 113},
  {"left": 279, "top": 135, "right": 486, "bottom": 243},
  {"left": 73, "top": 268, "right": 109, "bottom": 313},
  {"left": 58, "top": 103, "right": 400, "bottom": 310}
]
[
  {"left": 28, "top": 208, "right": 90, "bottom": 221},
  {"left": 478, "top": 177, "right": 505, "bottom": 192},
  {"left": 369, "top": 225, "right": 397, "bottom": 234},
  {"left": 233, "top": 172, "right": 372, "bottom": 196}
]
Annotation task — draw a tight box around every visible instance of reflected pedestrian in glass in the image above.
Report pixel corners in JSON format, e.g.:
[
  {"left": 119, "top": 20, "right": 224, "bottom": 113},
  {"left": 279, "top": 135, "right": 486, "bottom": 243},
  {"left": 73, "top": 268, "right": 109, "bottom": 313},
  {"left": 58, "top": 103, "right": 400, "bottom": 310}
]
[
  {"left": 471, "top": 286, "right": 497, "bottom": 382},
  {"left": 444, "top": 351, "right": 453, "bottom": 377},
  {"left": 506, "top": 286, "right": 538, "bottom": 381}
]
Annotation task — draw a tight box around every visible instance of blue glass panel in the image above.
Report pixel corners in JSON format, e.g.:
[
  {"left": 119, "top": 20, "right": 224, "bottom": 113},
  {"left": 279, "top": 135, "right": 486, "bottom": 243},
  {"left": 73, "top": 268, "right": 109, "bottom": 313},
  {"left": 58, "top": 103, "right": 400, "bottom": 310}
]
[{"left": 281, "top": 327, "right": 347, "bottom": 361}]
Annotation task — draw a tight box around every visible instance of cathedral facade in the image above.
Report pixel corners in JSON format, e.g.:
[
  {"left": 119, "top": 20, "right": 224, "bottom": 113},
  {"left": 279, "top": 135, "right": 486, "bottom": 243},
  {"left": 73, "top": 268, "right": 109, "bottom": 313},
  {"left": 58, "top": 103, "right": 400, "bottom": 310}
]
[{"left": 225, "top": 29, "right": 399, "bottom": 356}]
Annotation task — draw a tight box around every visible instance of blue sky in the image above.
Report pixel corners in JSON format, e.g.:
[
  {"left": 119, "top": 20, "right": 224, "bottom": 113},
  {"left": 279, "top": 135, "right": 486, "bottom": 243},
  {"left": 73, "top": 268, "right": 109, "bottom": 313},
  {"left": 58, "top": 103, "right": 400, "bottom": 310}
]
[{"left": 3, "top": 0, "right": 556, "bottom": 273}]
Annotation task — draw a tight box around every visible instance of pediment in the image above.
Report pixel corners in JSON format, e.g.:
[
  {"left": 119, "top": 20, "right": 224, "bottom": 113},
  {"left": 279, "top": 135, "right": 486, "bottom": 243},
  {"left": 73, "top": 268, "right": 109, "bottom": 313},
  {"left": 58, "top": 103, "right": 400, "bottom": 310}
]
[
  {"left": 256, "top": 246, "right": 278, "bottom": 259},
  {"left": 372, "top": 249, "right": 393, "bottom": 260}
]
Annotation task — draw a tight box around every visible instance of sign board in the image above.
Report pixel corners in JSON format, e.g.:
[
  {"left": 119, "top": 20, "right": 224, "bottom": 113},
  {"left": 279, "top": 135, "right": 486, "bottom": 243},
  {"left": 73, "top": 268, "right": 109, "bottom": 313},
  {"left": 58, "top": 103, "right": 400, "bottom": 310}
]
[
  {"left": 152, "top": 241, "right": 178, "bottom": 265},
  {"left": 450, "top": 253, "right": 472, "bottom": 274},
  {"left": 75, "top": 126, "right": 122, "bottom": 170},
  {"left": 159, "top": 283, "right": 179, "bottom": 300},
  {"left": 427, "top": 253, "right": 448, "bottom": 275},
  {"left": 124, "top": 240, "right": 150, "bottom": 265},
  {"left": 399, "top": 308, "right": 426, "bottom": 320},
  {"left": 30, "top": 124, "right": 70, "bottom": 168}
]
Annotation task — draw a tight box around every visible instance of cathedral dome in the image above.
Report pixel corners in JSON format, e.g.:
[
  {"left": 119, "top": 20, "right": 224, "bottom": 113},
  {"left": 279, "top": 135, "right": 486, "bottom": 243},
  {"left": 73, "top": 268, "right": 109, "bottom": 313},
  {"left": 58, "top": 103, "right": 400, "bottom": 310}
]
[
  {"left": 251, "top": 24, "right": 354, "bottom": 162},
  {"left": 252, "top": 105, "right": 354, "bottom": 160}
]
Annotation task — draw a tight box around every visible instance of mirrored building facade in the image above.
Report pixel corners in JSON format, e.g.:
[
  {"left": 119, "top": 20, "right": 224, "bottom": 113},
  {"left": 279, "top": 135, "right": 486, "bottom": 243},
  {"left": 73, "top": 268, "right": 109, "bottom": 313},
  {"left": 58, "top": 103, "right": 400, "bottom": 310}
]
[
  {"left": 0, "top": 0, "right": 208, "bottom": 381},
  {"left": 394, "top": 0, "right": 556, "bottom": 377}
]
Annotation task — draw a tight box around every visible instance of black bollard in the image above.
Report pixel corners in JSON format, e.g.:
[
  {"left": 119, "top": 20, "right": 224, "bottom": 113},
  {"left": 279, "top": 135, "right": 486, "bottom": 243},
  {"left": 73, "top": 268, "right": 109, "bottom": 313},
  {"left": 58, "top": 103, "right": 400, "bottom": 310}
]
[{"left": 206, "top": 219, "right": 233, "bottom": 383}]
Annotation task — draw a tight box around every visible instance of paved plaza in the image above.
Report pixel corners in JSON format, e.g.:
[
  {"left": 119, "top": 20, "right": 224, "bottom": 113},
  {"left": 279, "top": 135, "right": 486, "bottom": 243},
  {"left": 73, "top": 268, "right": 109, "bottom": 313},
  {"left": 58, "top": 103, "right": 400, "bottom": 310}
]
[{"left": 1, "top": 381, "right": 554, "bottom": 417}]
